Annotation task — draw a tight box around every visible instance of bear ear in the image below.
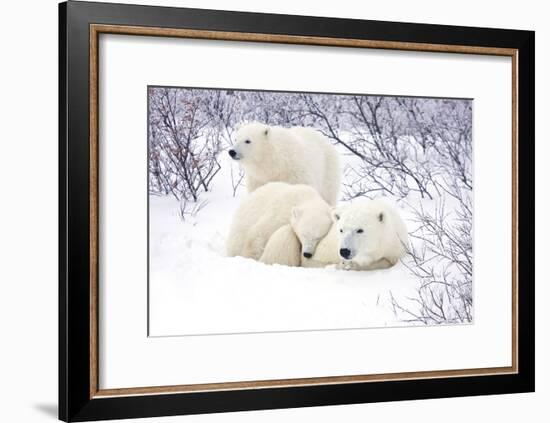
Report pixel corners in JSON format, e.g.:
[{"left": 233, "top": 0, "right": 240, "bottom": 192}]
[
  {"left": 378, "top": 212, "right": 384, "bottom": 223},
  {"left": 234, "top": 121, "right": 246, "bottom": 132},
  {"left": 291, "top": 206, "right": 303, "bottom": 221},
  {"left": 331, "top": 207, "right": 341, "bottom": 222}
]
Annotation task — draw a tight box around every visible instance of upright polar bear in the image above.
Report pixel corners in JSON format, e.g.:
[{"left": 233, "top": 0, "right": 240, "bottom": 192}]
[
  {"left": 226, "top": 182, "right": 332, "bottom": 261},
  {"left": 228, "top": 122, "right": 341, "bottom": 205}
]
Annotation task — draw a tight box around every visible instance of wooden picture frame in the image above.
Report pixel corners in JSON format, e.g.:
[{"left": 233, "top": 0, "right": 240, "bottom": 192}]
[{"left": 59, "top": 1, "right": 534, "bottom": 421}]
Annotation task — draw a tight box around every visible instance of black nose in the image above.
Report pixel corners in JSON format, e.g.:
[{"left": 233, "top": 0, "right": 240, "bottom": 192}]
[
  {"left": 303, "top": 252, "right": 312, "bottom": 259},
  {"left": 228, "top": 149, "right": 236, "bottom": 158},
  {"left": 339, "top": 248, "right": 351, "bottom": 259}
]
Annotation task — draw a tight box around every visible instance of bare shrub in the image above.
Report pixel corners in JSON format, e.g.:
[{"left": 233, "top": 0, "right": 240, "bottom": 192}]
[
  {"left": 391, "top": 198, "right": 473, "bottom": 324},
  {"left": 148, "top": 87, "right": 222, "bottom": 202}
]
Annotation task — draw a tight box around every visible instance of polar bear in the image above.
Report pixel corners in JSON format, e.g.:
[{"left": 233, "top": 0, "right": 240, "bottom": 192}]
[
  {"left": 226, "top": 182, "right": 332, "bottom": 260},
  {"left": 259, "top": 199, "right": 334, "bottom": 266},
  {"left": 332, "top": 199, "right": 409, "bottom": 270},
  {"left": 302, "top": 199, "right": 409, "bottom": 270},
  {"left": 259, "top": 225, "right": 301, "bottom": 266},
  {"left": 300, "top": 223, "right": 340, "bottom": 269},
  {"left": 228, "top": 122, "right": 341, "bottom": 205}
]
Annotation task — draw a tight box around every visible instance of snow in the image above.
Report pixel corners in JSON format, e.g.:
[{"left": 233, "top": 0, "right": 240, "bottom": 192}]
[{"left": 149, "top": 154, "right": 423, "bottom": 336}]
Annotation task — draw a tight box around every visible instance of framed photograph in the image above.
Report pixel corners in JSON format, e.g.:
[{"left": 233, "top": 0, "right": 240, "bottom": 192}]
[{"left": 59, "top": 1, "right": 535, "bottom": 421}]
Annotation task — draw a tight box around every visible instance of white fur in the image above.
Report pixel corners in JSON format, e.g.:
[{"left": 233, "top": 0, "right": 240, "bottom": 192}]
[
  {"left": 304, "top": 199, "right": 409, "bottom": 270},
  {"left": 301, "top": 223, "right": 340, "bottom": 268},
  {"left": 260, "top": 225, "right": 301, "bottom": 267},
  {"left": 229, "top": 122, "right": 341, "bottom": 205},
  {"left": 290, "top": 200, "right": 333, "bottom": 258},
  {"left": 226, "top": 182, "right": 331, "bottom": 260},
  {"left": 259, "top": 195, "right": 333, "bottom": 266}
]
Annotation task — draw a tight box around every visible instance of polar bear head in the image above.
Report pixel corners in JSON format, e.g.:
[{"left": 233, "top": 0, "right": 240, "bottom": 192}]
[
  {"left": 228, "top": 122, "right": 271, "bottom": 165},
  {"left": 290, "top": 200, "right": 332, "bottom": 259},
  {"left": 332, "top": 200, "right": 388, "bottom": 265}
]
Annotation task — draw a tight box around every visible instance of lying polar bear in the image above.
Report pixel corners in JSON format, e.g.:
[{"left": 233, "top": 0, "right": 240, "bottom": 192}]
[
  {"left": 259, "top": 200, "right": 334, "bottom": 266},
  {"left": 226, "top": 182, "right": 332, "bottom": 261},
  {"left": 228, "top": 122, "right": 341, "bottom": 205},
  {"left": 259, "top": 224, "right": 302, "bottom": 266},
  {"left": 261, "top": 198, "right": 409, "bottom": 270},
  {"left": 331, "top": 198, "right": 408, "bottom": 270}
]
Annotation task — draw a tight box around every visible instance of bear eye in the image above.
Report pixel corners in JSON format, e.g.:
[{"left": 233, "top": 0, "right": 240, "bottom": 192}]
[
  {"left": 339, "top": 229, "right": 343, "bottom": 233},
  {"left": 357, "top": 229, "right": 364, "bottom": 234},
  {"left": 245, "top": 139, "right": 251, "bottom": 144}
]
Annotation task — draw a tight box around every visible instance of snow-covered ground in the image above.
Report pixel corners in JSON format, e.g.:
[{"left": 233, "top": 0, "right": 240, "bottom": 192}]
[{"left": 149, "top": 154, "right": 426, "bottom": 336}]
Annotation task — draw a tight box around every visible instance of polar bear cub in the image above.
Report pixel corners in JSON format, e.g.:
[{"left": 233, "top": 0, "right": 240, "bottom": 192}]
[
  {"left": 259, "top": 225, "right": 302, "bottom": 266},
  {"left": 259, "top": 199, "right": 334, "bottom": 266},
  {"left": 332, "top": 199, "right": 409, "bottom": 270},
  {"left": 226, "top": 182, "right": 332, "bottom": 260},
  {"left": 228, "top": 122, "right": 341, "bottom": 205}
]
